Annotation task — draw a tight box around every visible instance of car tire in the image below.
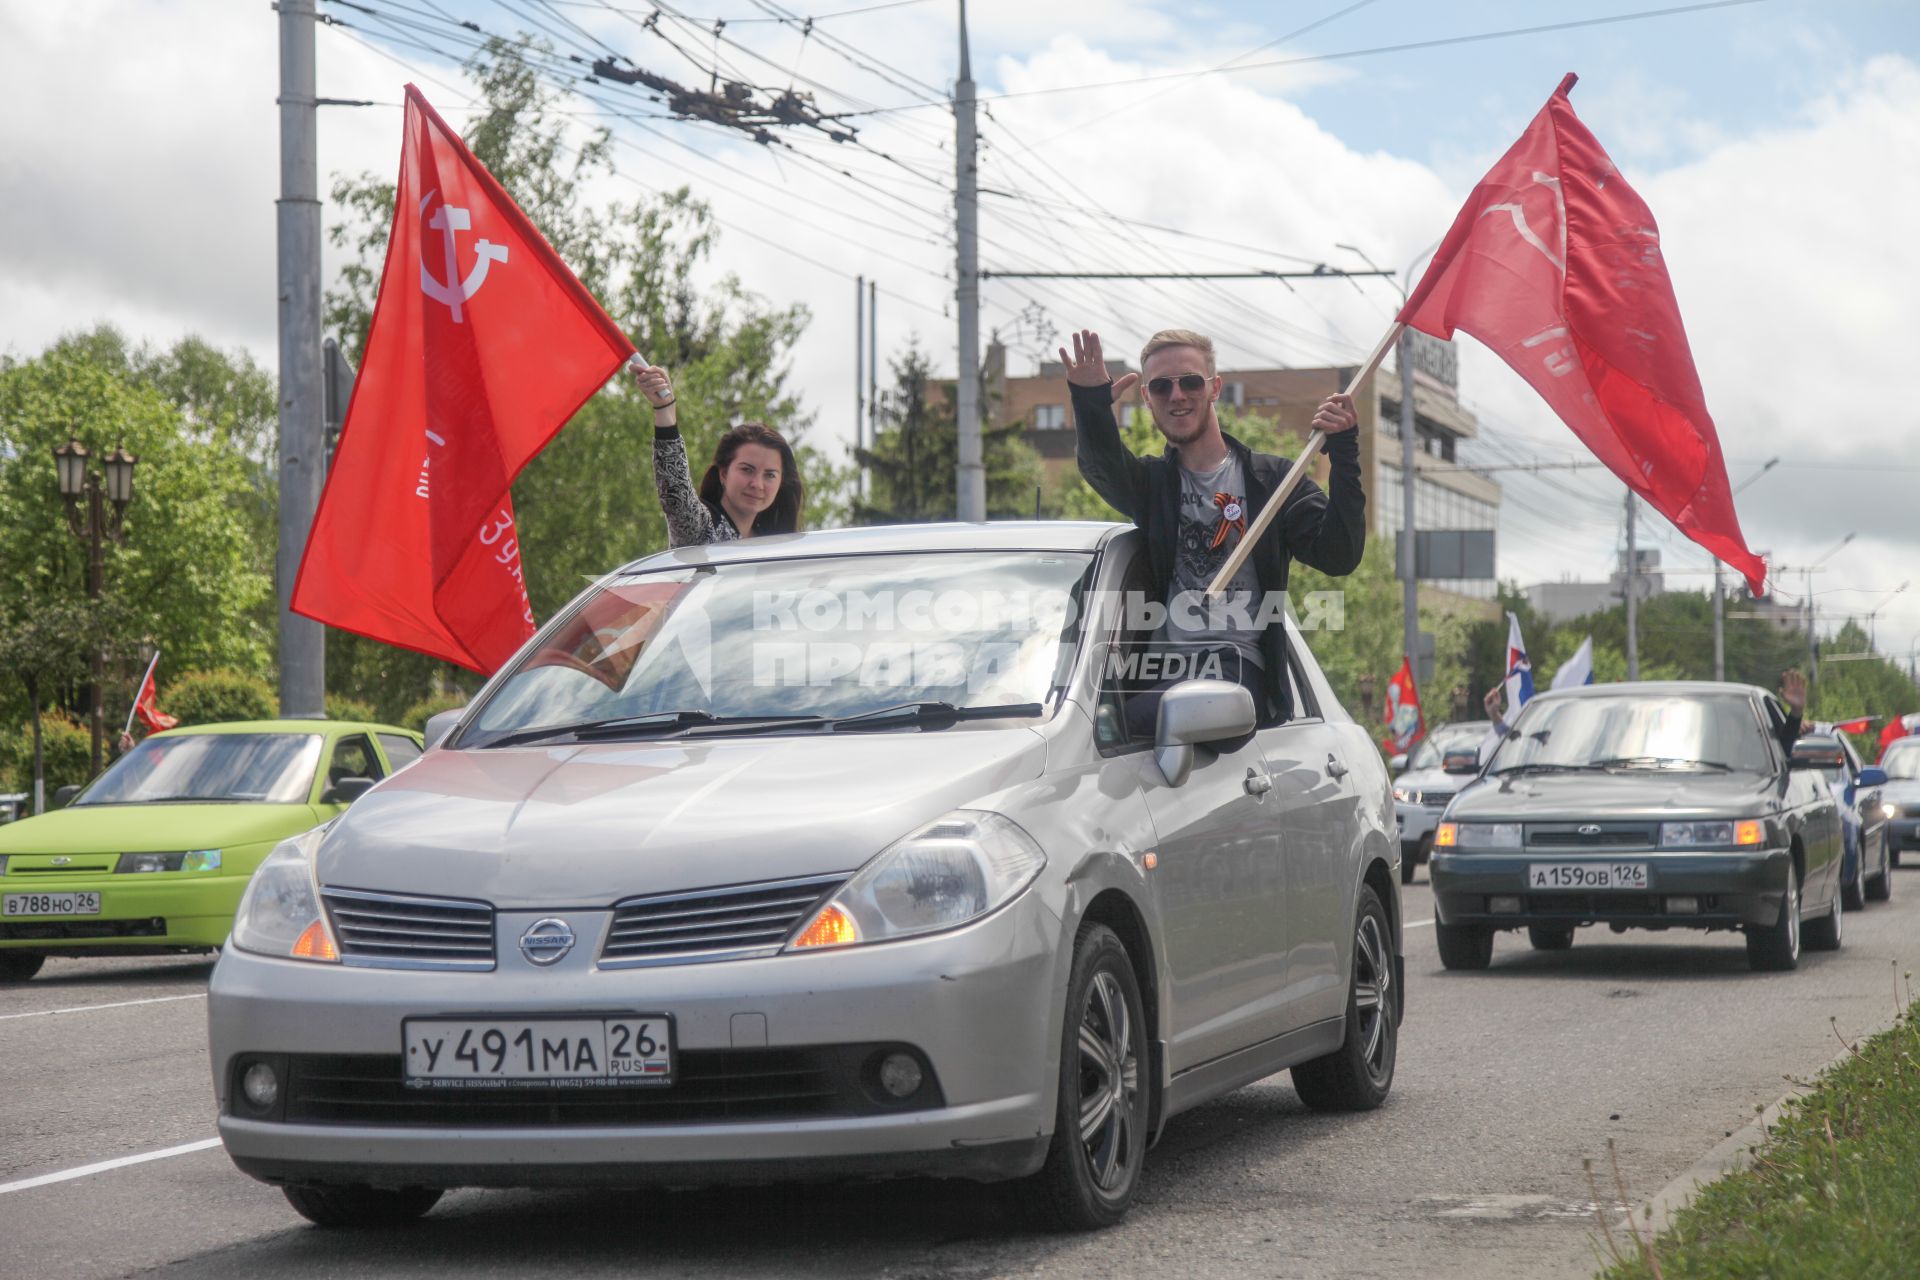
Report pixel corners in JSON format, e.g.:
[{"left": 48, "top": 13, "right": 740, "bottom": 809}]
[
  {"left": 1435, "top": 921, "right": 1494, "bottom": 971},
  {"left": 1527, "top": 925, "right": 1575, "bottom": 951},
  {"left": 282, "top": 1183, "right": 443, "bottom": 1228},
  {"left": 1745, "top": 864, "right": 1802, "bottom": 972},
  {"left": 1400, "top": 851, "right": 1416, "bottom": 885},
  {"left": 1291, "top": 885, "right": 1397, "bottom": 1113},
  {"left": 0, "top": 954, "right": 46, "bottom": 982},
  {"left": 1804, "top": 877, "right": 1843, "bottom": 952},
  {"left": 1867, "top": 843, "right": 1892, "bottom": 902},
  {"left": 1024, "top": 922, "right": 1150, "bottom": 1232},
  {"left": 1842, "top": 847, "right": 1866, "bottom": 911}
]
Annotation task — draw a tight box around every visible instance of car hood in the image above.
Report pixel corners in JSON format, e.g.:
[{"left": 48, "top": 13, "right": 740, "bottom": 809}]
[
  {"left": 316, "top": 728, "right": 1050, "bottom": 908},
  {"left": 0, "top": 802, "right": 322, "bottom": 856},
  {"left": 1878, "top": 779, "right": 1920, "bottom": 805},
  {"left": 1448, "top": 768, "right": 1781, "bottom": 822}
]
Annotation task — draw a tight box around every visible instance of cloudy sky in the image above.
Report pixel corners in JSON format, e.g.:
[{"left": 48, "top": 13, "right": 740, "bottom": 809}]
[{"left": 4, "top": 0, "right": 1917, "bottom": 664}]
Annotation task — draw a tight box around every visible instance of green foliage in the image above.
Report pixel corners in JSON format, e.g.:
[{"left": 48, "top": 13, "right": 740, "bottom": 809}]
[
  {"left": 321, "top": 35, "right": 837, "bottom": 713},
  {"left": 1598, "top": 999, "right": 1920, "bottom": 1278},
  {"left": 0, "top": 711, "right": 92, "bottom": 797},
  {"left": 854, "top": 344, "right": 1042, "bottom": 522},
  {"left": 163, "top": 670, "right": 277, "bottom": 727},
  {"left": 324, "top": 695, "right": 380, "bottom": 725},
  {"left": 401, "top": 691, "right": 472, "bottom": 734}
]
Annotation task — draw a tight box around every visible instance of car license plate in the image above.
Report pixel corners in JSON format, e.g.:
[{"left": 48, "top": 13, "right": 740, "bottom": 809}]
[
  {"left": 1527, "top": 863, "right": 1649, "bottom": 891},
  {"left": 3, "top": 891, "right": 102, "bottom": 917},
  {"left": 402, "top": 1016, "right": 673, "bottom": 1088}
]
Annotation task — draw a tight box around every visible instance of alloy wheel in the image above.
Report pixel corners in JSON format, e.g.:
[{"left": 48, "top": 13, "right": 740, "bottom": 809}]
[
  {"left": 1352, "top": 914, "right": 1394, "bottom": 1085},
  {"left": 1786, "top": 872, "right": 1800, "bottom": 959},
  {"left": 1077, "top": 970, "right": 1141, "bottom": 1193}
]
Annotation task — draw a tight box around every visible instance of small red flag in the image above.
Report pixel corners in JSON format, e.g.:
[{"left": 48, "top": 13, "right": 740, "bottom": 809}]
[
  {"left": 1879, "top": 714, "right": 1920, "bottom": 760},
  {"left": 1832, "top": 716, "right": 1873, "bottom": 737},
  {"left": 1399, "top": 74, "right": 1766, "bottom": 597},
  {"left": 292, "top": 85, "right": 634, "bottom": 673},
  {"left": 132, "top": 655, "right": 177, "bottom": 733},
  {"left": 1383, "top": 656, "right": 1425, "bottom": 754}
]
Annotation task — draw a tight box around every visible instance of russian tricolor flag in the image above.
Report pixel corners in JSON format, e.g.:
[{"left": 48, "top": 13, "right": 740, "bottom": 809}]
[{"left": 1504, "top": 612, "right": 1534, "bottom": 711}]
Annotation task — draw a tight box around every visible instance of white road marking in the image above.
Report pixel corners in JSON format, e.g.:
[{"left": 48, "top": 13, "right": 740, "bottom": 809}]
[
  {"left": 1408, "top": 918, "right": 1435, "bottom": 929},
  {"left": 0, "top": 1138, "right": 220, "bottom": 1195},
  {"left": 0, "top": 993, "right": 206, "bottom": 1021}
]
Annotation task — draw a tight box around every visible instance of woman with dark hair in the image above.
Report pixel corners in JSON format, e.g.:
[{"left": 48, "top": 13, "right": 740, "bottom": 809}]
[{"left": 633, "top": 361, "right": 805, "bottom": 545}]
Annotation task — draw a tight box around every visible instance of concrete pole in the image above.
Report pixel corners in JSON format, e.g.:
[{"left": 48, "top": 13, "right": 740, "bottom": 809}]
[
  {"left": 1398, "top": 330, "right": 1418, "bottom": 680},
  {"left": 1713, "top": 564, "right": 1725, "bottom": 680},
  {"left": 953, "top": 0, "right": 984, "bottom": 521},
  {"left": 868, "top": 277, "right": 879, "bottom": 484},
  {"left": 277, "top": 0, "right": 326, "bottom": 717},
  {"left": 1625, "top": 491, "right": 1640, "bottom": 680},
  {"left": 855, "top": 275, "right": 865, "bottom": 460}
]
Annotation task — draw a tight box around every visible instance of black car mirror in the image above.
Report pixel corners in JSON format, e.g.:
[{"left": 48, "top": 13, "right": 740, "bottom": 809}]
[
  {"left": 1441, "top": 751, "right": 1480, "bottom": 775},
  {"left": 1787, "top": 755, "right": 1822, "bottom": 771},
  {"left": 51, "top": 784, "right": 81, "bottom": 810},
  {"left": 322, "top": 776, "right": 377, "bottom": 805}
]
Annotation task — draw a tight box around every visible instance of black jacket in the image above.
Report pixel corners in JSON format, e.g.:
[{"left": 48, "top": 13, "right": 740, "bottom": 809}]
[{"left": 1070, "top": 380, "right": 1367, "bottom": 722}]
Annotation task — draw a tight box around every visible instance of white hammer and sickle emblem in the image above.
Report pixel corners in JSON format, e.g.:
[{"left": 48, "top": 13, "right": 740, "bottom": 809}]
[{"left": 419, "top": 190, "right": 508, "bottom": 323}]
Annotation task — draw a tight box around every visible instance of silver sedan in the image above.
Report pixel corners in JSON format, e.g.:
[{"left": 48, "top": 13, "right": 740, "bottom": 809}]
[{"left": 209, "top": 522, "right": 1403, "bottom": 1230}]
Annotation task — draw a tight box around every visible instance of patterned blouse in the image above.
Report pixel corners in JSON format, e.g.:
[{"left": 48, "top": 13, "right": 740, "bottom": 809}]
[{"left": 652, "top": 428, "right": 742, "bottom": 547}]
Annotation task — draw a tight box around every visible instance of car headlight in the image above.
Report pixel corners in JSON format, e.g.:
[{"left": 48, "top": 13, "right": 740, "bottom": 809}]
[
  {"left": 788, "top": 810, "right": 1046, "bottom": 951},
  {"left": 230, "top": 828, "right": 338, "bottom": 962},
  {"left": 1884, "top": 802, "right": 1900, "bottom": 820},
  {"left": 1393, "top": 787, "right": 1415, "bottom": 804},
  {"left": 1660, "top": 820, "right": 1764, "bottom": 848},
  {"left": 115, "top": 850, "right": 222, "bottom": 874},
  {"left": 1435, "top": 821, "right": 1521, "bottom": 850}
]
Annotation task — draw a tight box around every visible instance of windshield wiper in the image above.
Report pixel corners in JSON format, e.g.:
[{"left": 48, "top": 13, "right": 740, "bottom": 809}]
[
  {"left": 1593, "top": 756, "right": 1736, "bottom": 771},
  {"left": 1488, "top": 762, "right": 1603, "bottom": 777},
  {"left": 826, "top": 701, "right": 1045, "bottom": 731},
  {"left": 484, "top": 711, "right": 833, "bottom": 748}
]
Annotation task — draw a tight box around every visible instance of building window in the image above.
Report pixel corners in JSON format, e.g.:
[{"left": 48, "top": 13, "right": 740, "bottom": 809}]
[
  {"left": 1033, "top": 403, "right": 1066, "bottom": 430},
  {"left": 1221, "top": 382, "right": 1245, "bottom": 407}
]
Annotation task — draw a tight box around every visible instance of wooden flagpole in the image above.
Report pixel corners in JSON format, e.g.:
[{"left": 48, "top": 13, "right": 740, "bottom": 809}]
[{"left": 1205, "top": 321, "right": 1403, "bottom": 595}]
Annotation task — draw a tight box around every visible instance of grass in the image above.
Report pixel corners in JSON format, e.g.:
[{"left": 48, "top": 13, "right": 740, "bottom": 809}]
[{"left": 1594, "top": 971, "right": 1920, "bottom": 1279}]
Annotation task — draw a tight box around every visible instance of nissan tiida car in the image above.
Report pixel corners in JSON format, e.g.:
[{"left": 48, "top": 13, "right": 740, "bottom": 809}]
[
  {"left": 208, "top": 523, "right": 1403, "bottom": 1231},
  {"left": 1428, "top": 682, "right": 1842, "bottom": 972}
]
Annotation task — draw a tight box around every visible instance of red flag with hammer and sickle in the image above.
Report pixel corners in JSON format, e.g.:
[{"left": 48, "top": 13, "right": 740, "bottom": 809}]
[{"left": 292, "top": 85, "right": 634, "bottom": 673}]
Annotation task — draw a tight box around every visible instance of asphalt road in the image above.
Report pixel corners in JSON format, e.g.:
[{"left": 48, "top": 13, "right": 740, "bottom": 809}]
[{"left": 5, "top": 871, "right": 1917, "bottom": 1280}]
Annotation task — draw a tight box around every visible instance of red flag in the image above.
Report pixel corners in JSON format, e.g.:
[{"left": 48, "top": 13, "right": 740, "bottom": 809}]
[
  {"left": 1832, "top": 716, "right": 1873, "bottom": 736},
  {"left": 1879, "top": 714, "right": 1920, "bottom": 760},
  {"left": 132, "top": 655, "right": 177, "bottom": 733},
  {"left": 1398, "top": 74, "right": 1766, "bottom": 596},
  {"left": 292, "top": 85, "right": 634, "bottom": 673},
  {"left": 1383, "top": 657, "right": 1425, "bottom": 754}
]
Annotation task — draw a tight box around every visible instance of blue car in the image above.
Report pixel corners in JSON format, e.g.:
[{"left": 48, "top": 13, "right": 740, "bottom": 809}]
[{"left": 1792, "top": 733, "right": 1891, "bottom": 909}]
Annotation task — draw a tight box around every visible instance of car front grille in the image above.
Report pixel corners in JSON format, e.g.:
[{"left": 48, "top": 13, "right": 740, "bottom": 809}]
[
  {"left": 599, "top": 873, "right": 847, "bottom": 968},
  {"left": 322, "top": 887, "right": 495, "bottom": 971},
  {"left": 1528, "top": 825, "right": 1654, "bottom": 848},
  {"left": 270, "top": 1046, "right": 942, "bottom": 1125}
]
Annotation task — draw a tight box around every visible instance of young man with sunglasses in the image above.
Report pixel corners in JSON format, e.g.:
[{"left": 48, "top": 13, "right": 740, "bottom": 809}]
[{"left": 1061, "top": 327, "right": 1365, "bottom": 733}]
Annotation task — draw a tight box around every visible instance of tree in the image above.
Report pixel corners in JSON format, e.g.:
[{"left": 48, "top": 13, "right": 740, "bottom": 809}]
[
  {"left": 320, "top": 36, "right": 838, "bottom": 716},
  {"left": 0, "top": 598, "right": 114, "bottom": 808},
  {"left": 853, "top": 345, "right": 1041, "bottom": 523}
]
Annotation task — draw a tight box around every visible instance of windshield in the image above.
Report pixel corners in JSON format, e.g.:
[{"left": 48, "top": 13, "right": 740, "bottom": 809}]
[
  {"left": 1407, "top": 724, "right": 1487, "bottom": 771},
  {"left": 78, "top": 734, "right": 324, "bottom": 805},
  {"left": 1485, "top": 693, "right": 1775, "bottom": 774},
  {"left": 1884, "top": 740, "right": 1920, "bottom": 780},
  {"left": 463, "top": 550, "right": 1093, "bottom": 747}
]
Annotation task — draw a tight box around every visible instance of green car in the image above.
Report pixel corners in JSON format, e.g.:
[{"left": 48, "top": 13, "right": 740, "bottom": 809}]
[{"left": 0, "top": 720, "right": 423, "bottom": 981}]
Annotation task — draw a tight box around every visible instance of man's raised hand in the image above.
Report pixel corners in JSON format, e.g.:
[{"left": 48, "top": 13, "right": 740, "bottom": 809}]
[{"left": 1059, "top": 330, "right": 1139, "bottom": 404}]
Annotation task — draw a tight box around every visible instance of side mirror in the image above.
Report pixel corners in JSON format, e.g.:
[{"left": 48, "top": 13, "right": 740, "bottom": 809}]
[
  {"left": 322, "top": 776, "right": 377, "bottom": 805},
  {"left": 52, "top": 784, "right": 81, "bottom": 810},
  {"left": 1441, "top": 752, "right": 1481, "bottom": 776},
  {"left": 1154, "top": 680, "right": 1257, "bottom": 787},
  {"left": 1387, "top": 753, "right": 1407, "bottom": 774},
  {"left": 1787, "top": 755, "right": 1822, "bottom": 771},
  {"left": 423, "top": 706, "right": 469, "bottom": 750},
  {"left": 1858, "top": 766, "right": 1888, "bottom": 787}
]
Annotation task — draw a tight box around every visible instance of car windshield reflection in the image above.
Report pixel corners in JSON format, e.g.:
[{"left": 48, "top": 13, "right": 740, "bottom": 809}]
[
  {"left": 77, "top": 734, "right": 325, "bottom": 805},
  {"left": 1485, "top": 693, "right": 1774, "bottom": 776}
]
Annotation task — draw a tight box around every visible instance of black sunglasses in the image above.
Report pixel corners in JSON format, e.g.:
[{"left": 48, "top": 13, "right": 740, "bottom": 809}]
[{"left": 1145, "top": 374, "right": 1209, "bottom": 397}]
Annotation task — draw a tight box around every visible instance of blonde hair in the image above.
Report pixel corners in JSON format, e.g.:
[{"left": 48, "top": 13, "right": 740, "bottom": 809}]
[{"left": 1140, "top": 329, "right": 1216, "bottom": 375}]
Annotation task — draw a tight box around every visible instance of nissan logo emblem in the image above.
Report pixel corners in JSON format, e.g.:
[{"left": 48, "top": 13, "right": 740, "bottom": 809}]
[
  {"left": 519, "top": 917, "right": 576, "bottom": 966},
  {"left": 1578, "top": 824, "right": 1602, "bottom": 836}
]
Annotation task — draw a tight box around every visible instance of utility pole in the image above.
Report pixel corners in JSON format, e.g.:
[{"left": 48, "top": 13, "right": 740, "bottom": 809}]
[
  {"left": 1398, "top": 327, "right": 1418, "bottom": 683},
  {"left": 277, "top": 0, "right": 325, "bottom": 718},
  {"left": 868, "top": 277, "right": 879, "bottom": 486},
  {"left": 1713, "top": 456, "right": 1780, "bottom": 680},
  {"left": 855, "top": 274, "right": 865, "bottom": 466},
  {"left": 953, "top": 0, "right": 984, "bottom": 522},
  {"left": 1625, "top": 491, "right": 1639, "bottom": 680}
]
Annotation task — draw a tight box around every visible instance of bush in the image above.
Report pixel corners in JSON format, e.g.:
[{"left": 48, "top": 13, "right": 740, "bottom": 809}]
[
  {"left": 401, "top": 691, "right": 471, "bottom": 734},
  {"left": 325, "top": 694, "right": 380, "bottom": 725},
  {"left": 0, "top": 712, "right": 95, "bottom": 797},
  {"left": 164, "top": 669, "right": 277, "bottom": 726}
]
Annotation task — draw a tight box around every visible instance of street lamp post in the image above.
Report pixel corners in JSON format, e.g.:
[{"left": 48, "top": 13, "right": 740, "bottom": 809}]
[
  {"left": 52, "top": 439, "right": 138, "bottom": 775},
  {"left": 1867, "top": 581, "right": 1909, "bottom": 653}
]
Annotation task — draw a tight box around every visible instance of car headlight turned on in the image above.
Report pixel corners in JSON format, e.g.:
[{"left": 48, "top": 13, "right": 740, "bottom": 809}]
[
  {"left": 1434, "top": 821, "right": 1521, "bottom": 850},
  {"left": 1885, "top": 802, "right": 1900, "bottom": 821},
  {"left": 230, "top": 827, "right": 338, "bottom": 963},
  {"left": 1660, "top": 820, "right": 1764, "bottom": 848},
  {"left": 789, "top": 810, "right": 1046, "bottom": 951}
]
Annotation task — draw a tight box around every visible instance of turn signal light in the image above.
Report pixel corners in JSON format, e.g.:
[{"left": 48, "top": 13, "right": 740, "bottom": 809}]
[
  {"left": 291, "top": 919, "right": 339, "bottom": 962},
  {"left": 1735, "top": 820, "right": 1764, "bottom": 846},
  {"left": 791, "top": 904, "right": 859, "bottom": 950},
  {"left": 1434, "top": 822, "right": 1458, "bottom": 848}
]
